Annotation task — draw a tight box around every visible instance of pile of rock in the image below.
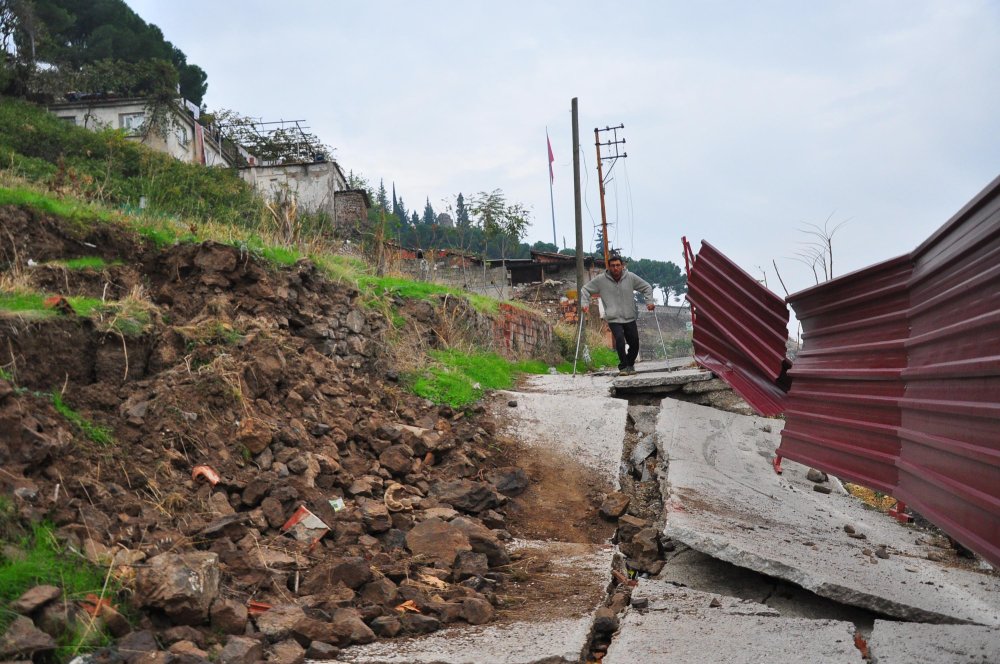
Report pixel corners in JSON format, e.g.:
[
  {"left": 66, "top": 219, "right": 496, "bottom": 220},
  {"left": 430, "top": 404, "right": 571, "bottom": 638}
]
[{"left": 0, "top": 225, "right": 536, "bottom": 661}]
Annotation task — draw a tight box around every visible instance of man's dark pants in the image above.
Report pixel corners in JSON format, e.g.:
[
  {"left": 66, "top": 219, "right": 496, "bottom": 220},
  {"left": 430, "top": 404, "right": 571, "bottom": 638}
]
[{"left": 609, "top": 320, "right": 640, "bottom": 370}]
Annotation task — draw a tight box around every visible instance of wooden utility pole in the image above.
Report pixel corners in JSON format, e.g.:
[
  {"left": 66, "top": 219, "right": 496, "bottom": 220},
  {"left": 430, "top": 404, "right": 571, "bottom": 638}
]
[
  {"left": 572, "top": 99, "right": 584, "bottom": 312},
  {"left": 594, "top": 124, "right": 627, "bottom": 265}
]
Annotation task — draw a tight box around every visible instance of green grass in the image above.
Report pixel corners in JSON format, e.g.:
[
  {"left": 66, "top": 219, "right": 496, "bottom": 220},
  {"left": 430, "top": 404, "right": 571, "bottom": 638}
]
[
  {"left": 0, "top": 289, "right": 151, "bottom": 335},
  {"left": 358, "top": 275, "right": 500, "bottom": 315},
  {"left": 0, "top": 292, "right": 104, "bottom": 319},
  {"left": 410, "top": 350, "right": 551, "bottom": 408},
  {"left": 57, "top": 256, "right": 121, "bottom": 270},
  {"left": 554, "top": 345, "right": 621, "bottom": 374},
  {"left": 0, "top": 523, "right": 116, "bottom": 660},
  {"left": 51, "top": 391, "right": 114, "bottom": 446},
  {"left": 0, "top": 185, "right": 113, "bottom": 224},
  {"left": 0, "top": 366, "right": 13, "bottom": 381},
  {"left": 99, "top": 303, "right": 152, "bottom": 337}
]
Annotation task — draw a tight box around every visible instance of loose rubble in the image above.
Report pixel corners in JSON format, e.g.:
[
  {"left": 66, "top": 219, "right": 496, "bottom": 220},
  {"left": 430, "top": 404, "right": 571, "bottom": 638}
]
[{"left": 0, "top": 206, "right": 543, "bottom": 661}]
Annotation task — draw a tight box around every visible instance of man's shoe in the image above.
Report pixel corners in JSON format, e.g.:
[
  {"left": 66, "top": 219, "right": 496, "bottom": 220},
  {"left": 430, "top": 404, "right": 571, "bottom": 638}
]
[{"left": 624, "top": 366, "right": 636, "bottom": 375}]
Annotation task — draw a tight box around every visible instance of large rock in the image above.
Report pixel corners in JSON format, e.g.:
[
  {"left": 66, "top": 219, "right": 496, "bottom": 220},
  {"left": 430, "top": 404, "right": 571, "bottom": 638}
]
[
  {"left": 268, "top": 638, "right": 305, "bottom": 664},
  {"left": 135, "top": 552, "right": 220, "bottom": 624},
  {"left": 451, "top": 517, "right": 509, "bottom": 566},
  {"left": 485, "top": 467, "right": 529, "bottom": 496},
  {"left": 210, "top": 597, "right": 248, "bottom": 634},
  {"left": 360, "top": 577, "right": 398, "bottom": 606},
  {"left": 461, "top": 597, "right": 494, "bottom": 625},
  {"left": 0, "top": 616, "right": 56, "bottom": 659},
  {"left": 219, "top": 635, "right": 263, "bottom": 664},
  {"left": 11, "top": 585, "right": 61, "bottom": 614},
  {"left": 255, "top": 604, "right": 306, "bottom": 642},
  {"left": 405, "top": 518, "right": 472, "bottom": 566},
  {"left": 116, "top": 629, "right": 160, "bottom": 664},
  {"left": 330, "top": 608, "right": 376, "bottom": 646},
  {"left": 301, "top": 557, "right": 372, "bottom": 594},
  {"left": 429, "top": 479, "right": 502, "bottom": 514},
  {"left": 236, "top": 417, "right": 273, "bottom": 454},
  {"left": 600, "top": 492, "right": 630, "bottom": 519},
  {"left": 378, "top": 445, "right": 414, "bottom": 476},
  {"left": 359, "top": 499, "right": 392, "bottom": 534}
]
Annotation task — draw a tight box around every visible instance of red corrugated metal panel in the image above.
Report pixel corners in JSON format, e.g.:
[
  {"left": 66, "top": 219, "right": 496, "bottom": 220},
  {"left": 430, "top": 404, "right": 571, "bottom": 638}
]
[
  {"left": 897, "top": 176, "right": 1000, "bottom": 567},
  {"left": 775, "top": 175, "right": 1000, "bottom": 567},
  {"left": 685, "top": 240, "right": 790, "bottom": 416},
  {"left": 780, "top": 256, "right": 911, "bottom": 494}
]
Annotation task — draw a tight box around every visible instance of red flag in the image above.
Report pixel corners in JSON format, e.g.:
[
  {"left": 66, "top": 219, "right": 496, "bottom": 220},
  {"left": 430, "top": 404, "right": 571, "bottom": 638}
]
[{"left": 547, "top": 133, "right": 555, "bottom": 184}]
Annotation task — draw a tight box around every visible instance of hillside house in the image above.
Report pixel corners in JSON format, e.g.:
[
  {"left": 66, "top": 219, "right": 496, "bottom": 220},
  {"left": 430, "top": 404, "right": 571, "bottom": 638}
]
[{"left": 47, "top": 96, "right": 235, "bottom": 166}]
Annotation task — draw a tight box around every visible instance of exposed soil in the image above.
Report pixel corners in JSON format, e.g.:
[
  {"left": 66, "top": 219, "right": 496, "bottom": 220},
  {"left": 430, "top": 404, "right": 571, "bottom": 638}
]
[
  {"left": 491, "top": 437, "right": 614, "bottom": 545},
  {"left": 0, "top": 204, "right": 561, "bottom": 659}
]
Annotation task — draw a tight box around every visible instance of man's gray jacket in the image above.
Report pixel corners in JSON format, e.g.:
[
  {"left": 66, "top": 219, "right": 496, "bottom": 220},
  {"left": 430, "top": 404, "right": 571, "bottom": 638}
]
[{"left": 580, "top": 269, "right": 654, "bottom": 323}]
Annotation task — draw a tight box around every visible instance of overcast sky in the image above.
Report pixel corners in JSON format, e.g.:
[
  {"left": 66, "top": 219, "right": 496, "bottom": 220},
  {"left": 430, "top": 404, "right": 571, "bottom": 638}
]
[{"left": 125, "top": 0, "right": 999, "bottom": 297}]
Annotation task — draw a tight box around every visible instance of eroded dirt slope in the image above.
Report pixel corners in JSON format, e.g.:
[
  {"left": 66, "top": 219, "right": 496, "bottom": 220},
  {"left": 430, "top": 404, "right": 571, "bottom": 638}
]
[{"left": 0, "top": 205, "right": 548, "bottom": 660}]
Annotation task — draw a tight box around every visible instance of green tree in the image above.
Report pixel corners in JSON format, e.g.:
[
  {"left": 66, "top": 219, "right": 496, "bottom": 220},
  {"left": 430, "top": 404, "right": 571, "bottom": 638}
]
[
  {"left": 410, "top": 211, "right": 420, "bottom": 226},
  {"left": 531, "top": 240, "right": 559, "bottom": 253},
  {"left": 422, "top": 198, "right": 436, "bottom": 225},
  {"left": 25, "top": 0, "right": 208, "bottom": 104},
  {"left": 392, "top": 185, "right": 408, "bottom": 227},
  {"left": 628, "top": 258, "right": 687, "bottom": 299},
  {"left": 469, "top": 189, "right": 531, "bottom": 262},
  {"left": 375, "top": 179, "right": 389, "bottom": 212},
  {"left": 455, "top": 192, "right": 470, "bottom": 227}
]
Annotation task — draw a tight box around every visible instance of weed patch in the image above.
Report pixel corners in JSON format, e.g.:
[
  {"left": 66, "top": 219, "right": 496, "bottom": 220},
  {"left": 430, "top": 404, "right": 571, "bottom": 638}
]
[
  {"left": 51, "top": 391, "right": 114, "bottom": 446},
  {"left": 410, "top": 350, "right": 550, "bottom": 408},
  {"left": 0, "top": 523, "right": 115, "bottom": 658},
  {"left": 56, "top": 256, "right": 121, "bottom": 270}
]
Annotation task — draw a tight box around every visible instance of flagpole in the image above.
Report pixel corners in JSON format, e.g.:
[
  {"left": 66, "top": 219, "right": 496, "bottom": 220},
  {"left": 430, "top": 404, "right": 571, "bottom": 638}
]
[{"left": 547, "top": 128, "right": 557, "bottom": 247}]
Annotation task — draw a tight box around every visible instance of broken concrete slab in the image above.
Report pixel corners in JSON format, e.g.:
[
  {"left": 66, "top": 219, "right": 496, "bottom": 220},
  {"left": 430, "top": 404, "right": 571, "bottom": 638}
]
[
  {"left": 604, "top": 580, "right": 860, "bottom": 663},
  {"left": 658, "top": 545, "right": 879, "bottom": 626},
  {"left": 332, "top": 540, "right": 613, "bottom": 664},
  {"left": 867, "top": 620, "right": 1000, "bottom": 664},
  {"left": 612, "top": 368, "right": 713, "bottom": 394},
  {"left": 657, "top": 399, "right": 1000, "bottom": 626},
  {"left": 495, "top": 385, "right": 628, "bottom": 485},
  {"left": 518, "top": 372, "right": 615, "bottom": 395},
  {"left": 632, "top": 358, "right": 696, "bottom": 373}
]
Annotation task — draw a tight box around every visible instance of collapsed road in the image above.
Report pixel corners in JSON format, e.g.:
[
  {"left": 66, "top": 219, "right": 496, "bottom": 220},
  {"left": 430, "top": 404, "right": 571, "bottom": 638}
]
[{"left": 329, "top": 362, "right": 1000, "bottom": 664}]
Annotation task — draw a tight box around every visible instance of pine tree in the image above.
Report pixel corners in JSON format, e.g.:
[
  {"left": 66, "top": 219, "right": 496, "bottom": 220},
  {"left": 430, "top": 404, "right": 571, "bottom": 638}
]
[
  {"left": 410, "top": 211, "right": 420, "bottom": 226},
  {"left": 456, "top": 193, "right": 470, "bottom": 227},
  {"left": 395, "top": 195, "right": 407, "bottom": 225},
  {"left": 376, "top": 179, "right": 389, "bottom": 212},
  {"left": 422, "top": 198, "right": 436, "bottom": 225}
]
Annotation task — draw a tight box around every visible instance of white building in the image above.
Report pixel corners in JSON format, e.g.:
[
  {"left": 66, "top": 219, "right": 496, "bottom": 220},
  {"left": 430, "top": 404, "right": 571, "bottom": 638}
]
[
  {"left": 47, "top": 96, "right": 232, "bottom": 166},
  {"left": 239, "top": 159, "right": 348, "bottom": 219}
]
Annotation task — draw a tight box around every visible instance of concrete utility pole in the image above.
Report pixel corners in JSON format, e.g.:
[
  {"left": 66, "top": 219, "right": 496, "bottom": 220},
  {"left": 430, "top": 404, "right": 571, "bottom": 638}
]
[
  {"left": 572, "top": 98, "right": 584, "bottom": 316},
  {"left": 594, "top": 124, "right": 627, "bottom": 265}
]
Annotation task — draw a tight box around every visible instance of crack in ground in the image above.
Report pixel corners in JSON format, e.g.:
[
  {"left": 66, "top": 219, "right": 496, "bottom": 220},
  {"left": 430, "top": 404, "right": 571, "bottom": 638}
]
[
  {"left": 580, "top": 391, "right": 884, "bottom": 663},
  {"left": 582, "top": 396, "right": 664, "bottom": 663}
]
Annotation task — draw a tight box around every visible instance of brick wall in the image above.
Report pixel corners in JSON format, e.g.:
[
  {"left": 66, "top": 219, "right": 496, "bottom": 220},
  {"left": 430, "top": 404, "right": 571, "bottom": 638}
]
[{"left": 494, "top": 303, "right": 557, "bottom": 359}]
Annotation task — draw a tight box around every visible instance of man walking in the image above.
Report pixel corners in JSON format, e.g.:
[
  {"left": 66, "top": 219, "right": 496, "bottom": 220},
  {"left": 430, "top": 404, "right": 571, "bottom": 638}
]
[{"left": 581, "top": 253, "right": 655, "bottom": 375}]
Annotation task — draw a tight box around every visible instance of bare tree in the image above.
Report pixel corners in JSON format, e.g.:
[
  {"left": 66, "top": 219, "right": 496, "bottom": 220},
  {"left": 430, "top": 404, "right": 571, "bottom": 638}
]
[{"left": 791, "top": 213, "right": 851, "bottom": 285}]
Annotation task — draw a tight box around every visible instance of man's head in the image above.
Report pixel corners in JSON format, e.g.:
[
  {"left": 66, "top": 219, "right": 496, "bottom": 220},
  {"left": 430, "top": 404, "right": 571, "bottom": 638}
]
[{"left": 608, "top": 254, "right": 625, "bottom": 280}]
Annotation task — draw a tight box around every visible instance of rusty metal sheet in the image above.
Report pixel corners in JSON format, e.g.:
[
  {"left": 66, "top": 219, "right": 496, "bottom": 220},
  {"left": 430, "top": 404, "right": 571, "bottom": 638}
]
[
  {"left": 685, "top": 240, "right": 790, "bottom": 416},
  {"left": 780, "top": 255, "right": 912, "bottom": 495},
  {"left": 897, "top": 175, "right": 1000, "bottom": 567}
]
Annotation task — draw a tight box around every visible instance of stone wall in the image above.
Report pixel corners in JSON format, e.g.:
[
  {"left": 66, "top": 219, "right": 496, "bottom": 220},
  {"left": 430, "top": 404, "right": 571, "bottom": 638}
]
[{"left": 333, "top": 190, "right": 370, "bottom": 230}]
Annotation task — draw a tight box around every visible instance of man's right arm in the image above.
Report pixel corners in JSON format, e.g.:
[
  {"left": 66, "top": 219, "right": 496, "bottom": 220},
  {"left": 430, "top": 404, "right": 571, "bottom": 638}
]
[{"left": 580, "top": 278, "right": 598, "bottom": 311}]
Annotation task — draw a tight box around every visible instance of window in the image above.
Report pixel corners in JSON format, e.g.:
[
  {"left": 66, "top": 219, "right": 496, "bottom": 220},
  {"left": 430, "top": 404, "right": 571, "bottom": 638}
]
[{"left": 119, "top": 112, "right": 146, "bottom": 134}]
